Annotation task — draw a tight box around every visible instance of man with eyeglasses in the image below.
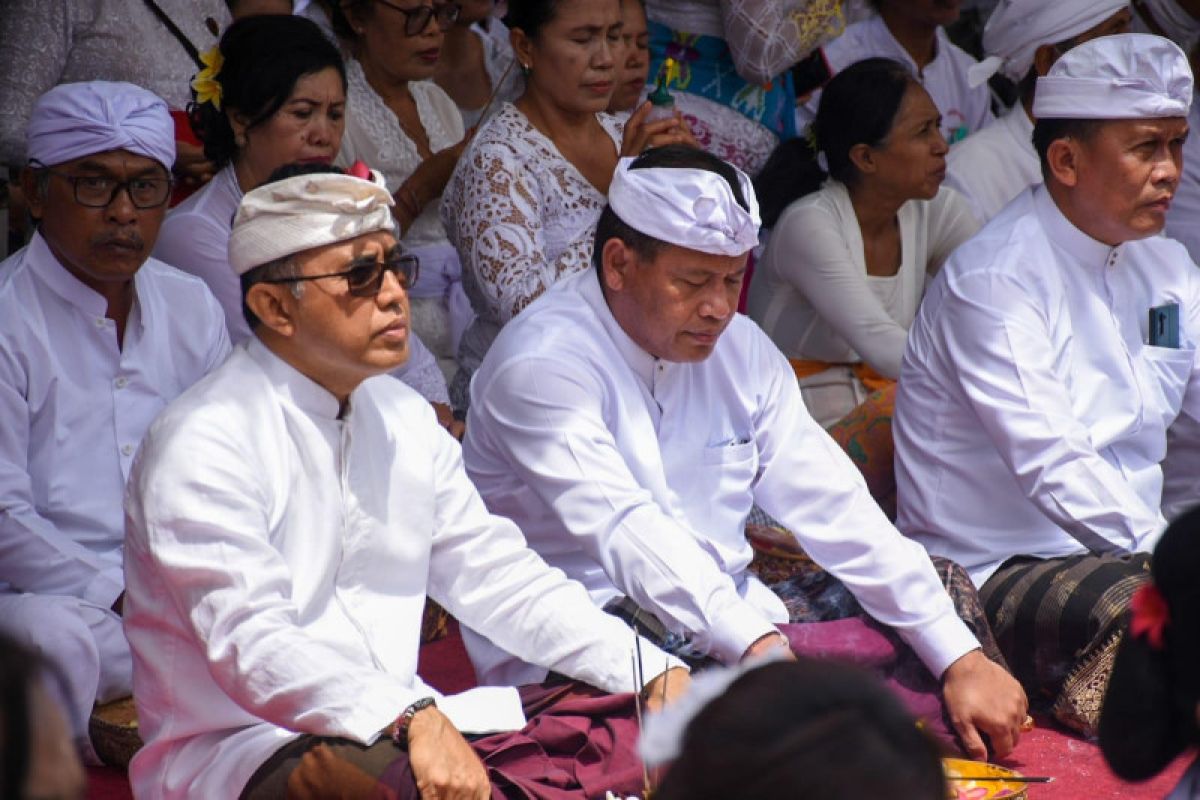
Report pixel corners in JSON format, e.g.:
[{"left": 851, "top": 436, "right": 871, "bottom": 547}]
[
  {"left": 0, "top": 80, "right": 231, "bottom": 762},
  {"left": 122, "top": 165, "right": 688, "bottom": 799}
]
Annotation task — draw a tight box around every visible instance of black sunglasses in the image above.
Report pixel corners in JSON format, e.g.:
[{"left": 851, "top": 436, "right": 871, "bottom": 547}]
[
  {"left": 372, "top": 0, "right": 460, "bottom": 36},
  {"left": 263, "top": 253, "right": 420, "bottom": 298}
]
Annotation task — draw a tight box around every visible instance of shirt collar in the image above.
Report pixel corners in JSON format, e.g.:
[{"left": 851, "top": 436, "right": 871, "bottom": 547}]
[
  {"left": 1034, "top": 184, "right": 1121, "bottom": 270},
  {"left": 245, "top": 336, "right": 345, "bottom": 420},
  {"left": 873, "top": 16, "right": 947, "bottom": 75},
  {"left": 27, "top": 231, "right": 110, "bottom": 318},
  {"left": 578, "top": 269, "right": 659, "bottom": 391}
]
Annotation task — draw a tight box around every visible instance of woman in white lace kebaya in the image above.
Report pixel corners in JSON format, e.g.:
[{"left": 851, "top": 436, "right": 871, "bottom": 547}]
[
  {"left": 331, "top": 0, "right": 475, "bottom": 391},
  {"left": 443, "top": 0, "right": 694, "bottom": 408},
  {"left": 152, "top": 15, "right": 454, "bottom": 417}
]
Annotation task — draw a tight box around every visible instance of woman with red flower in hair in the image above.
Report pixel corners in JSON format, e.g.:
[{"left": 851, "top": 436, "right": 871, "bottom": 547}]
[{"left": 1100, "top": 505, "right": 1200, "bottom": 798}]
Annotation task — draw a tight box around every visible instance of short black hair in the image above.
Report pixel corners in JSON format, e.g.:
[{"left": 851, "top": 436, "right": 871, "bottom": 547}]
[
  {"left": 1100, "top": 505, "right": 1200, "bottom": 781},
  {"left": 592, "top": 145, "right": 749, "bottom": 273},
  {"left": 240, "top": 162, "right": 346, "bottom": 329},
  {"left": 1032, "top": 117, "right": 1105, "bottom": 181},
  {"left": 656, "top": 659, "right": 946, "bottom": 800}
]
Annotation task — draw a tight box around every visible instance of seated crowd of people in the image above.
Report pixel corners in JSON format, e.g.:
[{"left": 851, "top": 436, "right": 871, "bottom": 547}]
[{"left": 2, "top": 0, "right": 1200, "bottom": 798}]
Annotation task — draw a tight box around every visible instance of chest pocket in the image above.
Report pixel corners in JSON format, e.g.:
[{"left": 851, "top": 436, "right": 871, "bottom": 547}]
[
  {"left": 1141, "top": 345, "right": 1195, "bottom": 425},
  {"left": 701, "top": 439, "right": 759, "bottom": 479}
]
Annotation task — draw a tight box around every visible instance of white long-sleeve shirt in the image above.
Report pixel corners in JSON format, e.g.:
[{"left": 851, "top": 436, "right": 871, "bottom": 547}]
[
  {"left": 0, "top": 232, "right": 229, "bottom": 604},
  {"left": 799, "top": 16, "right": 994, "bottom": 145},
  {"left": 123, "top": 338, "right": 679, "bottom": 799},
  {"left": 154, "top": 165, "right": 450, "bottom": 403},
  {"left": 747, "top": 180, "right": 977, "bottom": 378},
  {"left": 463, "top": 269, "right": 978, "bottom": 685},
  {"left": 895, "top": 186, "right": 1200, "bottom": 585},
  {"left": 944, "top": 104, "right": 1041, "bottom": 225}
]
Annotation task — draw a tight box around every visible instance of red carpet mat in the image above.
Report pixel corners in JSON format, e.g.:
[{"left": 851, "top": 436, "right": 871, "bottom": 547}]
[{"left": 85, "top": 625, "right": 1194, "bottom": 799}]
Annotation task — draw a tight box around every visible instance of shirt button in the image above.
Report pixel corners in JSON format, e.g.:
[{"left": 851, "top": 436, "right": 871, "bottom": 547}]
[
  {"left": 114, "top": 377, "right": 128, "bottom": 389},
  {"left": 95, "top": 318, "right": 105, "bottom": 327},
  {"left": 121, "top": 444, "right": 134, "bottom": 457}
]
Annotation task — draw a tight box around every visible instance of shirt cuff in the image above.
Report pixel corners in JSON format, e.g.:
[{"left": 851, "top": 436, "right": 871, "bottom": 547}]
[
  {"left": 83, "top": 567, "right": 125, "bottom": 610},
  {"left": 706, "top": 600, "right": 780, "bottom": 664},
  {"left": 341, "top": 687, "right": 429, "bottom": 745},
  {"left": 899, "top": 611, "right": 980, "bottom": 679}
]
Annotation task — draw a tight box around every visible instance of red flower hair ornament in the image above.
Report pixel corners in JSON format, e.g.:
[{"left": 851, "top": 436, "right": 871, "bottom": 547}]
[
  {"left": 1130, "top": 583, "right": 1170, "bottom": 650},
  {"left": 347, "top": 160, "right": 372, "bottom": 180}
]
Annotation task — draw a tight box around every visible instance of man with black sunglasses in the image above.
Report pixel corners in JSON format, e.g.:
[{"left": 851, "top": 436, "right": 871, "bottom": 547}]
[
  {"left": 0, "top": 81, "right": 231, "bottom": 763},
  {"left": 123, "top": 166, "right": 688, "bottom": 799}
]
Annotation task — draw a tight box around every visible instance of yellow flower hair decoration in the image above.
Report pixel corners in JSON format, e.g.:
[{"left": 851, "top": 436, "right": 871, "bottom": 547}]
[{"left": 191, "top": 46, "right": 224, "bottom": 110}]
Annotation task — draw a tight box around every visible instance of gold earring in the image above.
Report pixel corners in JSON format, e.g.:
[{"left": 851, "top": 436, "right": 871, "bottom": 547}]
[{"left": 235, "top": 133, "right": 247, "bottom": 148}]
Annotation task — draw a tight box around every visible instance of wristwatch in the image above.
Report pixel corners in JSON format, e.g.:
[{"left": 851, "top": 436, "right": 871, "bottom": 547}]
[{"left": 392, "top": 697, "right": 437, "bottom": 750}]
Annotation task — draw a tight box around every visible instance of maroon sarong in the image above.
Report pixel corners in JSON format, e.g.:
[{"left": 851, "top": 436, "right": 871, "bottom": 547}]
[{"left": 240, "top": 681, "right": 644, "bottom": 800}]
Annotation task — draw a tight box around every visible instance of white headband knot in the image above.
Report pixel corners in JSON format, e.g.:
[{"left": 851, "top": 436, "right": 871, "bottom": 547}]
[
  {"left": 607, "top": 157, "right": 761, "bottom": 257},
  {"left": 967, "top": 0, "right": 1130, "bottom": 88},
  {"left": 229, "top": 169, "right": 395, "bottom": 275}
]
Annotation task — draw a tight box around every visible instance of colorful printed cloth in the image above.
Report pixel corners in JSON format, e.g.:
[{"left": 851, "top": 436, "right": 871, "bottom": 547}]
[
  {"left": 648, "top": 20, "right": 798, "bottom": 141},
  {"left": 825, "top": 384, "right": 899, "bottom": 520}
]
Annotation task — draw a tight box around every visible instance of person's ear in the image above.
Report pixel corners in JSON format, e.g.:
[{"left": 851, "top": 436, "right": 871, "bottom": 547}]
[
  {"left": 1046, "top": 137, "right": 1082, "bottom": 188},
  {"left": 246, "top": 283, "right": 300, "bottom": 337},
  {"left": 847, "top": 142, "right": 876, "bottom": 177},
  {"left": 510, "top": 26, "right": 534, "bottom": 74},
  {"left": 20, "top": 166, "right": 46, "bottom": 221},
  {"left": 226, "top": 108, "right": 252, "bottom": 148},
  {"left": 1032, "top": 43, "right": 1060, "bottom": 77},
  {"left": 601, "top": 238, "right": 635, "bottom": 292}
]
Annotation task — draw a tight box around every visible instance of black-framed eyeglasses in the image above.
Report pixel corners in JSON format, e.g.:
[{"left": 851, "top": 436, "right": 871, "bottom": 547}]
[
  {"left": 262, "top": 253, "right": 420, "bottom": 297},
  {"left": 373, "top": 0, "right": 460, "bottom": 36},
  {"left": 29, "top": 161, "right": 173, "bottom": 209}
]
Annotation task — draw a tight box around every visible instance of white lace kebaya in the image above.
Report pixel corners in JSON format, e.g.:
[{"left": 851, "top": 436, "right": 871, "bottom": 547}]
[{"left": 441, "top": 103, "right": 623, "bottom": 405}]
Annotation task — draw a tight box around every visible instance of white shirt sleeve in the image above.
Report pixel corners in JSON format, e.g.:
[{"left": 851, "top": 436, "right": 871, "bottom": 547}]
[
  {"left": 472, "top": 355, "right": 780, "bottom": 664},
  {"left": 926, "top": 187, "right": 980, "bottom": 275},
  {"left": 126, "top": 434, "right": 432, "bottom": 744},
  {"left": 0, "top": 366, "right": 124, "bottom": 606},
  {"left": 936, "top": 270, "right": 1165, "bottom": 554},
  {"left": 750, "top": 341, "right": 979, "bottom": 677},
  {"left": 423, "top": 414, "right": 684, "bottom": 694},
  {"left": 769, "top": 200, "right": 911, "bottom": 378}
]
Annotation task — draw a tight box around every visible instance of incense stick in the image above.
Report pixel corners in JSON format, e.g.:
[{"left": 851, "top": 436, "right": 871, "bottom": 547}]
[
  {"left": 950, "top": 776, "right": 1053, "bottom": 784},
  {"left": 468, "top": 57, "right": 517, "bottom": 139}
]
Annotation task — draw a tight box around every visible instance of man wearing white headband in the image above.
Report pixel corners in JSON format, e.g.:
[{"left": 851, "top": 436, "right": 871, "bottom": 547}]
[
  {"left": 464, "top": 145, "right": 1028, "bottom": 761},
  {"left": 123, "top": 166, "right": 688, "bottom": 799},
  {"left": 945, "top": 0, "right": 1132, "bottom": 224},
  {"left": 895, "top": 33, "right": 1196, "bottom": 735},
  {"left": 0, "top": 80, "right": 230, "bottom": 762}
]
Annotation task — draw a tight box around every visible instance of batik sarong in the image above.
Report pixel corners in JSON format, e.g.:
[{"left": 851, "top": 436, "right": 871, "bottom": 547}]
[{"left": 979, "top": 552, "right": 1151, "bottom": 737}]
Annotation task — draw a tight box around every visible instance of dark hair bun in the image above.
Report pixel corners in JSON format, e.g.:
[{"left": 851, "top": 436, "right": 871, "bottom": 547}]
[{"left": 189, "top": 14, "right": 345, "bottom": 168}]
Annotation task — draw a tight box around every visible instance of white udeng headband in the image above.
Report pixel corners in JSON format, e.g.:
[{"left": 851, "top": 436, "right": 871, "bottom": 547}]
[
  {"left": 607, "top": 157, "right": 761, "bottom": 258},
  {"left": 229, "top": 169, "right": 396, "bottom": 275}
]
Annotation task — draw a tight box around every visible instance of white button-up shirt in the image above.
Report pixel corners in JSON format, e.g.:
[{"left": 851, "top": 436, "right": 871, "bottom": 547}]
[
  {"left": 0, "top": 232, "right": 229, "bottom": 604},
  {"left": 895, "top": 187, "right": 1200, "bottom": 585},
  {"left": 944, "top": 103, "right": 1041, "bottom": 225},
  {"left": 799, "top": 15, "right": 994, "bottom": 145},
  {"left": 123, "top": 338, "right": 678, "bottom": 800},
  {"left": 463, "top": 269, "right": 978, "bottom": 685}
]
